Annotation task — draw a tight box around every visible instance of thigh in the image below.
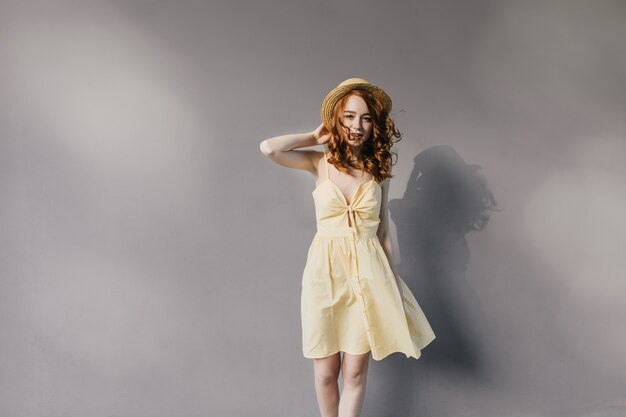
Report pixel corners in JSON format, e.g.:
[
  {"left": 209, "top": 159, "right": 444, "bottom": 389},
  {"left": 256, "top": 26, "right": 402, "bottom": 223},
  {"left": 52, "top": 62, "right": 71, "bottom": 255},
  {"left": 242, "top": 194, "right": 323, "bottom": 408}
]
[{"left": 313, "top": 352, "right": 341, "bottom": 379}]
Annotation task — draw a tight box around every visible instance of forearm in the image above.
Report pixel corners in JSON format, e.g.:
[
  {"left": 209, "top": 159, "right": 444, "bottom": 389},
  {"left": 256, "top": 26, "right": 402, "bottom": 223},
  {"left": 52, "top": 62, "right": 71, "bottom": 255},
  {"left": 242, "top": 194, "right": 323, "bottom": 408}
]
[{"left": 261, "top": 131, "right": 318, "bottom": 153}]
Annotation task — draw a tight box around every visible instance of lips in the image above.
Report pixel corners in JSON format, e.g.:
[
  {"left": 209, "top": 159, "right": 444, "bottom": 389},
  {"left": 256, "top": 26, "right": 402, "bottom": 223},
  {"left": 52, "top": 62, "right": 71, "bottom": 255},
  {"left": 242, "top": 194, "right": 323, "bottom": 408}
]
[{"left": 349, "top": 134, "right": 363, "bottom": 140}]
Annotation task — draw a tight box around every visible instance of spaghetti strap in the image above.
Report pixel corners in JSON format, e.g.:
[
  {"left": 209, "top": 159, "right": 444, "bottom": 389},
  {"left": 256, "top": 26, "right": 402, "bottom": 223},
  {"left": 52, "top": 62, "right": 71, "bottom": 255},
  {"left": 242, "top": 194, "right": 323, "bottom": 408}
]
[{"left": 323, "top": 147, "right": 330, "bottom": 181}]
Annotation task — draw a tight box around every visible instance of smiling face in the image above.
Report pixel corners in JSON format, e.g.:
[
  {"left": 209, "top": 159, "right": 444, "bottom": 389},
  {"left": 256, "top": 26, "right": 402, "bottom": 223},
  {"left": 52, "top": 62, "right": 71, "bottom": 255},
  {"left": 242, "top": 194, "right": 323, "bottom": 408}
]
[{"left": 338, "top": 94, "right": 373, "bottom": 149}]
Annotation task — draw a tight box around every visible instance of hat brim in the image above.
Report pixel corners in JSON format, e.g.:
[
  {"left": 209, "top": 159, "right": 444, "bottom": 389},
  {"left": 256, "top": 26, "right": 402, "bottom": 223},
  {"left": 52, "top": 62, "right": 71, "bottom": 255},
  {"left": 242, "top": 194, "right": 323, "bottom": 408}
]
[{"left": 321, "top": 82, "right": 392, "bottom": 129}]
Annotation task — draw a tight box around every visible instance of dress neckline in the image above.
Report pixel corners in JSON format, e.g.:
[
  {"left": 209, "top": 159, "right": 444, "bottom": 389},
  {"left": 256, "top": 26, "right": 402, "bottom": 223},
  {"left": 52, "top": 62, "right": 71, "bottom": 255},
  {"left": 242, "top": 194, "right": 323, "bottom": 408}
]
[
  {"left": 318, "top": 147, "right": 379, "bottom": 206},
  {"left": 314, "top": 178, "right": 379, "bottom": 207}
]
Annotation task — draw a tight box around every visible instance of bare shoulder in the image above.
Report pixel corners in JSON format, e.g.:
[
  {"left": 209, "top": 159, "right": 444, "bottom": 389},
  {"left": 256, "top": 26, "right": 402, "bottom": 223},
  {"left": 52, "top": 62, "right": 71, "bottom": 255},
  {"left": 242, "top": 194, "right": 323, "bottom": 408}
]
[
  {"left": 380, "top": 177, "right": 391, "bottom": 190},
  {"left": 312, "top": 150, "right": 326, "bottom": 180}
]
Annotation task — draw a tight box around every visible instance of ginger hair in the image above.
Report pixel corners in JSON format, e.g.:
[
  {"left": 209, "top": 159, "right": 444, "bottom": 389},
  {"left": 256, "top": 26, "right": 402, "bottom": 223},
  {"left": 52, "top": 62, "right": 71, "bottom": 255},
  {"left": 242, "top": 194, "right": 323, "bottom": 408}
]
[{"left": 325, "top": 89, "right": 402, "bottom": 183}]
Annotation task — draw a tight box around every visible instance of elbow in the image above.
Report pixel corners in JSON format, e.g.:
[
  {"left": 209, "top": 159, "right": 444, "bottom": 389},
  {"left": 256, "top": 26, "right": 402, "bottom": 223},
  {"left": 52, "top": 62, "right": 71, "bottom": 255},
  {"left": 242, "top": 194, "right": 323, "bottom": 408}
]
[
  {"left": 259, "top": 140, "right": 269, "bottom": 154},
  {"left": 260, "top": 140, "right": 276, "bottom": 156}
]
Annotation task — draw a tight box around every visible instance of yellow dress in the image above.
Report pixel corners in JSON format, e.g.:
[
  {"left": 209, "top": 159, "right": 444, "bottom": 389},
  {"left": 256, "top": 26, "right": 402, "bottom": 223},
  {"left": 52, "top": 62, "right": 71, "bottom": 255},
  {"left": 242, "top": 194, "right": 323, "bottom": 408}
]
[{"left": 301, "top": 148, "right": 436, "bottom": 361}]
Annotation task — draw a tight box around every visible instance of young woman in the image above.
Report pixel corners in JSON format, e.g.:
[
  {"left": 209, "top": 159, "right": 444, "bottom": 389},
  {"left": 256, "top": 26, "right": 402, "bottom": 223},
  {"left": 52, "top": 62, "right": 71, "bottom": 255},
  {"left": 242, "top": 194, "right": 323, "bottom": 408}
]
[{"left": 260, "top": 78, "right": 436, "bottom": 417}]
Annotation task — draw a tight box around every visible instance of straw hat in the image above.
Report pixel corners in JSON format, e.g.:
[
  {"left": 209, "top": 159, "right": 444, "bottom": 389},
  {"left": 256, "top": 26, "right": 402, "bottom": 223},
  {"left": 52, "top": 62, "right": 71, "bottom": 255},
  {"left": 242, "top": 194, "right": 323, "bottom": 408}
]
[{"left": 320, "top": 77, "right": 392, "bottom": 128}]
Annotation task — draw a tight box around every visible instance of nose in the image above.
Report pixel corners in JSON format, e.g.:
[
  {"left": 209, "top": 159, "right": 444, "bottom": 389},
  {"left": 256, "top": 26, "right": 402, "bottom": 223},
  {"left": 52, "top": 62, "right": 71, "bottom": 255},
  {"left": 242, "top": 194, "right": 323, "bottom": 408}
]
[{"left": 350, "top": 118, "right": 363, "bottom": 132}]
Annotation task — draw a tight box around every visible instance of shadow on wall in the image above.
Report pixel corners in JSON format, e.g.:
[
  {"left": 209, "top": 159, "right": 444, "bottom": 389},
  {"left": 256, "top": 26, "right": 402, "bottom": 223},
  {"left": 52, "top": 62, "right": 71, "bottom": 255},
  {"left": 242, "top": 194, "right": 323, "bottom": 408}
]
[{"left": 370, "top": 145, "right": 500, "bottom": 414}]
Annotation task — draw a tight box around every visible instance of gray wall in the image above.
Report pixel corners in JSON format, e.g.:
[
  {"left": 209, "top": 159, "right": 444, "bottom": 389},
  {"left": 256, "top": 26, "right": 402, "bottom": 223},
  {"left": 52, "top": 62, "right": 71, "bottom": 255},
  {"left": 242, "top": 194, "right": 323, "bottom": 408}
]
[{"left": 1, "top": 1, "right": 625, "bottom": 416}]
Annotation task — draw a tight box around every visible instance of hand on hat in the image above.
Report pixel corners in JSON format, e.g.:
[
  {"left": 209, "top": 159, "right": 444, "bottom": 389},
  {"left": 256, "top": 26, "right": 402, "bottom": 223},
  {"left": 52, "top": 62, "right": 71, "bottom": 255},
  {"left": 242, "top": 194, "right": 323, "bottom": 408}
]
[{"left": 311, "top": 123, "right": 331, "bottom": 145}]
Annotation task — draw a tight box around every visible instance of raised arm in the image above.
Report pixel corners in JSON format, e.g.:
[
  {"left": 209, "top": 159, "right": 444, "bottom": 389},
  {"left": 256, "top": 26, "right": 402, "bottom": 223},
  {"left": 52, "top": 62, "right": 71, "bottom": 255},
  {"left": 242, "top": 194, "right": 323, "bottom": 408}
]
[{"left": 259, "top": 123, "right": 331, "bottom": 174}]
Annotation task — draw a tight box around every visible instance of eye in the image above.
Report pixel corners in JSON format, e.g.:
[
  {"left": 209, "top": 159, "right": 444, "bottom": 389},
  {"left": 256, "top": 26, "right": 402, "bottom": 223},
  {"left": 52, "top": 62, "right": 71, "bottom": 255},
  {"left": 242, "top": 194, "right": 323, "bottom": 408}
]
[{"left": 344, "top": 114, "right": 354, "bottom": 119}]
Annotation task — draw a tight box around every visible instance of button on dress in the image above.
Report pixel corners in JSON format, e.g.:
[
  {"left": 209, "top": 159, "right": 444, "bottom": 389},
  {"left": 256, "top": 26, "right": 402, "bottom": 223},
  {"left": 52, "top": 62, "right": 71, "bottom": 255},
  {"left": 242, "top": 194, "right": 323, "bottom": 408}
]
[{"left": 301, "top": 147, "right": 436, "bottom": 361}]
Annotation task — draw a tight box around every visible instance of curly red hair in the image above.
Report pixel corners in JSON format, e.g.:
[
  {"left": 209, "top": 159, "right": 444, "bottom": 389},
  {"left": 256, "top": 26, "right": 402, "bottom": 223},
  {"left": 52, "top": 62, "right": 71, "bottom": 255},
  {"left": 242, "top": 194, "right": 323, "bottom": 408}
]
[{"left": 325, "top": 89, "right": 402, "bottom": 183}]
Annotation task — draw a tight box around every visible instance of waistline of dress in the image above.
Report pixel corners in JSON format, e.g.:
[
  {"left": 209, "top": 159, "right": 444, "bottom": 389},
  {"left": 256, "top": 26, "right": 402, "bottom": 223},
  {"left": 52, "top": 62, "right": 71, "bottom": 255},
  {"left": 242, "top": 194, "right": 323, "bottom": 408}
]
[{"left": 314, "top": 228, "right": 378, "bottom": 238}]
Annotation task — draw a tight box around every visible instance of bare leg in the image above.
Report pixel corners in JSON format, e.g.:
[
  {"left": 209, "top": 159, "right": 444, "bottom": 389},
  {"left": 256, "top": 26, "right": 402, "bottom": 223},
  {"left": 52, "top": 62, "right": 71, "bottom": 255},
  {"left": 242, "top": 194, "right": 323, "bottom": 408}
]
[
  {"left": 338, "top": 351, "right": 370, "bottom": 417},
  {"left": 313, "top": 352, "right": 341, "bottom": 417}
]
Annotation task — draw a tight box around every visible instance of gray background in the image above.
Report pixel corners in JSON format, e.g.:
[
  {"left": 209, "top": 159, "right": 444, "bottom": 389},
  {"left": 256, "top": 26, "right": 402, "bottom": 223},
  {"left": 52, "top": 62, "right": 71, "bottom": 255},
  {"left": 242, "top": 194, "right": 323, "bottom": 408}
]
[{"left": 1, "top": 1, "right": 625, "bottom": 416}]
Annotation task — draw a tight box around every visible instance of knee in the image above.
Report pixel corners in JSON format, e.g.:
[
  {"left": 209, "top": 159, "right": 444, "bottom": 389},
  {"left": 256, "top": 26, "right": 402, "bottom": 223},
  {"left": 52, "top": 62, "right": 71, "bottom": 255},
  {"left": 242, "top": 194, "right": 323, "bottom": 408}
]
[{"left": 342, "top": 367, "right": 367, "bottom": 388}]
